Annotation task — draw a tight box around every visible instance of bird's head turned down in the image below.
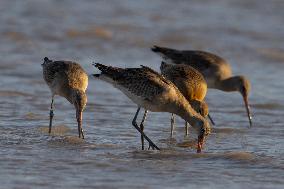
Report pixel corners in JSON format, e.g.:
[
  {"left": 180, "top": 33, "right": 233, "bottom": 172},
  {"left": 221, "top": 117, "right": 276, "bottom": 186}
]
[
  {"left": 237, "top": 76, "right": 251, "bottom": 99},
  {"left": 237, "top": 76, "right": 252, "bottom": 127},
  {"left": 196, "top": 118, "right": 211, "bottom": 153},
  {"left": 42, "top": 57, "right": 52, "bottom": 66},
  {"left": 72, "top": 90, "right": 87, "bottom": 112},
  {"left": 190, "top": 100, "right": 209, "bottom": 117}
]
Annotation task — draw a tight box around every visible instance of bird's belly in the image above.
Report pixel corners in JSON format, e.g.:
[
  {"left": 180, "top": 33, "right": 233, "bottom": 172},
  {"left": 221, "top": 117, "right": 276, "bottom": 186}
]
[
  {"left": 49, "top": 82, "right": 70, "bottom": 101},
  {"left": 117, "top": 86, "right": 164, "bottom": 112},
  {"left": 141, "top": 101, "right": 164, "bottom": 112}
]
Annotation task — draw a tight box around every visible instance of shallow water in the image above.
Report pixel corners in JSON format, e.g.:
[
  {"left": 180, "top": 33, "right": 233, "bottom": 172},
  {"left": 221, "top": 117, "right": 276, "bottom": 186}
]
[{"left": 0, "top": 0, "right": 283, "bottom": 188}]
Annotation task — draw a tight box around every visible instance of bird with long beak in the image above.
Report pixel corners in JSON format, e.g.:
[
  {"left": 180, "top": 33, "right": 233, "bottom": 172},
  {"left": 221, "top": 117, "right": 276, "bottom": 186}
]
[
  {"left": 160, "top": 61, "right": 214, "bottom": 137},
  {"left": 151, "top": 45, "right": 252, "bottom": 127},
  {"left": 42, "top": 57, "right": 88, "bottom": 138},
  {"left": 93, "top": 63, "right": 211, "bottom": 152}
]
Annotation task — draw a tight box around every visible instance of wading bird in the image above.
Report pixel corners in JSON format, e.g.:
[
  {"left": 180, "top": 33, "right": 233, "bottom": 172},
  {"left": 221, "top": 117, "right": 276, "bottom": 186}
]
[
  {"left": 152, "top": 45, "right": 252, "bottom": 127},
  {"left": 160, "top": 61, "right": 214, "bottom": 137},
  {"left": 93, "top": 63, "right": 210, "bottom": 152},
  {"left": 42, "top": 57, "right": 88, "bottom": 138}
]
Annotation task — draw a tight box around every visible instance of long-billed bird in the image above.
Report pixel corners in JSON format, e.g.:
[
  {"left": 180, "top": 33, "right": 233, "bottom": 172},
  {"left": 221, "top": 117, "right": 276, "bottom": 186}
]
[
  {"left": 152, "top": 45, "right": 252, "bottom": 127},
  {"left": 42, "top": 57, "right": 88, "bottom": 138},
  {"left": 160, "top": 61, "right": 214, "bottom": 137},
  {"left": 93, "top": 63, "right": 210, "bottom": 153}
]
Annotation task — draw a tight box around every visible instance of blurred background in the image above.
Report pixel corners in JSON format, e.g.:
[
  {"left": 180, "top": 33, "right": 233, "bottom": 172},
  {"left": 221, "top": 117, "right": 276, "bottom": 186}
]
[{"left": 0, "top": 0, "right": 283, "bottom": 189}]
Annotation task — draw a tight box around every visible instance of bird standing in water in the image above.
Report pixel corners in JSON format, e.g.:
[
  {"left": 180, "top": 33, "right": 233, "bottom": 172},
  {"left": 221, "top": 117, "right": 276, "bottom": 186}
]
[
  {"left": 152, "top": 45, "right": 252, "bottom": 127},
  {"left": 93, "top": 63, "right": 210, "bottom": 152},
  {"left": 160, "top": 61, "right": 214, "bottom": 137},
  {"left": 42, "top": 57, "right": 88, "bottom": 138}
]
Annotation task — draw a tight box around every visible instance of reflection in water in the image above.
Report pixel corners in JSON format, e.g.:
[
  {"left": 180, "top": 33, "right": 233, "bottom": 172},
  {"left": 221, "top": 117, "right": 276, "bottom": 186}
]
[
  {"left": 0, "top": 0, "right": 284, "bottom": 189},
  {"left": 38, "top": 125, "right": 70, "bottom": 136}
]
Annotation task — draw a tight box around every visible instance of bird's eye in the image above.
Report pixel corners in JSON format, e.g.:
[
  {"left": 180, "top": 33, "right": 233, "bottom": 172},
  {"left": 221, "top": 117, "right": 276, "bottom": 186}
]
[{"left": 201, "top": 128, "right": 205, "bottom": 134}]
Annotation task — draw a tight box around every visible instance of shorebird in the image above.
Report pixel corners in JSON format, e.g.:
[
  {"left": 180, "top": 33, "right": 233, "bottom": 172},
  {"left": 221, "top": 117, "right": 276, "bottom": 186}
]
[
  {"left": 160, "top": 61, "right": 214, "bottom": 137},
  {"left": 152, "top": 45, "right": 252, "bottom": 127},
  {"left": 93, "top": 63, "right": 211, "bottom": 152},
  {"left": 42, "top": 57, "right": 88, "bottom": 138}
]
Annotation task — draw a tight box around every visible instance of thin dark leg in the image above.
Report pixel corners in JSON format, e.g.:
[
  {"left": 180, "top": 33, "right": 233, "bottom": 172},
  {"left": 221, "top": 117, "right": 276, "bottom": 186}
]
[
  {"left": 81, "top": 127, "right": 84, "bottom": 139},
  {"left": 49, "top": 97, "right": 54, "bottom": 134},
  {"left": 207, "top": 113, "right": 215, "bottom": 125},
  {"left": 170, "top": 113, "right": 175, "bottom": 137},
  {"left": 132, "top": 107, "right": 160, "bottom": 150},
  {"left": 185, "top": 122, "right": 189, "bottom": 136},
  {"left": 140, "top": 110, "right": 148, "bottom": 150}
]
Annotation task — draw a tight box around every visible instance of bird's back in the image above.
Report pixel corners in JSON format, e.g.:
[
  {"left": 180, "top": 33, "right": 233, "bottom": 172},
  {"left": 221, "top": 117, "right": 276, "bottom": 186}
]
[
  {"left": 152, "top": 46, "right": 233, "bottom": 86},
  {"left": 94, "top": 63, "right": 185, "bottom": 112},
  {"left": 43, "top": 61, "right": 88, "bottom": 96},
  {"left": 95, "top": 64, "right": 173, "bottom": 98},
  {"left": 161, "top": 63, "right": 207, "bottom": 101}
]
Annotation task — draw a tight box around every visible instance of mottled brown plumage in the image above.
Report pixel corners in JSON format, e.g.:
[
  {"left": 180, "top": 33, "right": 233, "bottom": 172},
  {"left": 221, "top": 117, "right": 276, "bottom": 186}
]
[
  {"left": 42, "top": 57, "right": 88, "bottom": 138},
  {"left": 161, "top": 62, "right": 207, "bottom": 101},
  {"left": 93, "top": 63, "right": 211, "bottom": 153},
  {"left": 160, "top": 62, "right": 210, "bottom": 136},
  {"left": 152, "top": 45, "right": 252, "bottom": 127}
]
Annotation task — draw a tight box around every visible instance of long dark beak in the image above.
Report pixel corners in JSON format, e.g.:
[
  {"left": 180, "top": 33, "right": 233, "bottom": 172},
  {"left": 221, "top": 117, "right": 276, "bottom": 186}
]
[
  {"left": 197, "top": 134, "right": 205, "bottom": 153},
  {"left": 76, "top": 108, "right": 84, "bottom": 139},
  {"left": 243, "top": 95, "right": 252, "bottom": 127},
  {"left": 207, "top": 113, "right": 215, "bottom": 125}
]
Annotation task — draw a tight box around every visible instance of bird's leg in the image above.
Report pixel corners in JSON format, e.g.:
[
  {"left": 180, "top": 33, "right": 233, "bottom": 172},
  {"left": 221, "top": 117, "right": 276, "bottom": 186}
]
[
  {"left": 207, "top": 113, "right": 215, "bottom": 125},
  {"left": 76, "top": 110, "right": 84, "bottom": 139},
  {"left": 132, "top": 107, "right": 160, "bottom": 150},
  {"left": 139, "top": 110, "right": 148, "bottom": 150},
  {"left": 139, "top": 110, "right": 153, "bottom": 150},
  {"left": 170, "top": 113, "right": 175, "bottom": 138},
  {"left": 49, "top": 97, "right": 54, "bottom": 134},
  {"left": 185, "top": 122, "right": 189, "bottom": 136}
]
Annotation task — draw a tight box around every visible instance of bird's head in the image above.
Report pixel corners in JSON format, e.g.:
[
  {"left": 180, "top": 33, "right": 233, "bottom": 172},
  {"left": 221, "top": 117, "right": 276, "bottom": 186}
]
[
  {"left": 196, "top": 119, "right": 211, "bottom": 153},
  {"left": 236, "top": 76, "right": 252, "bottom": 127},
  {"left": 190, "top": 100, "right": 208, "bottom": 117}
]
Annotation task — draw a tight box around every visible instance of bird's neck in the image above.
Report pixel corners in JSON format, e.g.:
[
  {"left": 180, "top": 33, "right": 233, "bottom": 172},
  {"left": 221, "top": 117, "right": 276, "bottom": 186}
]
[
  {"left": 171, "top": 93, "right": 205, "bottom": 129},
  {"left": 216, "top": 77, "right": 239, "bottom": 92},
  {"left": 65, "top": 89, "right": 81, "bottom": 105},
  {"left": 64, "top": 90, "right": 75, "bottom": 105}
]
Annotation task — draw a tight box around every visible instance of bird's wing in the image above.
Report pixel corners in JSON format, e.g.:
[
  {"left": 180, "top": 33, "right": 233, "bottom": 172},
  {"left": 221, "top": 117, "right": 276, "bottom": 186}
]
[
  {"left": 152, "top": 46, "right": 225, "bottom": 74},
  {"left": 95, "top": 63, "right": 169, "bottom": 100}
]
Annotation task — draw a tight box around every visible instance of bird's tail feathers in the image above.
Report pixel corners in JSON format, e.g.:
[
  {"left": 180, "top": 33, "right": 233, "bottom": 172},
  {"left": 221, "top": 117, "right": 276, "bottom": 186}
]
[
  {"left": 92, "top": 63, "right": 122, "bottom": 83},
  {"left": 93, "top": 63, "right": 110, "bottom": 73},
  {"left": 151, "top": 45, "right": 174, "bottom": 54},
  {"left": 151, "top": 45, "right": 164, "bottom": 53}
]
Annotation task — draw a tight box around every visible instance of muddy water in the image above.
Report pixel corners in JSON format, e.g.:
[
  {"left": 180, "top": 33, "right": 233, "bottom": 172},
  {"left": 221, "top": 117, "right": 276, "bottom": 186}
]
[{"left": 0, "top": 0, "right": 283, "bottom": 188}]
